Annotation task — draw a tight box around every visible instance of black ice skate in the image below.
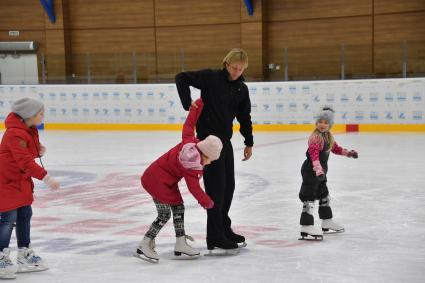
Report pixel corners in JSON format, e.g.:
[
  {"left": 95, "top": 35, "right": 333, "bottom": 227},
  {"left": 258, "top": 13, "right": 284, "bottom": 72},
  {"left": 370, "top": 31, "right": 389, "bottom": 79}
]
[
  {"left": 225, "top": 230, "right": 247, "bottom": 248},
  {"left": 299, "top": 225, "right": 324, "bottom": 241},
  {"left": 205, "top": 238, "right": 239, "bottom": 256}
]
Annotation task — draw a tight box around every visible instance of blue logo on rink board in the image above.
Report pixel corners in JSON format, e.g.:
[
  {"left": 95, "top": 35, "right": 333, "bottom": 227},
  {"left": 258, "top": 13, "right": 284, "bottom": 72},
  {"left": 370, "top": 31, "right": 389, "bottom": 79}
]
[
  {"left": 356, "top": 95, "right": 363, "bottom": 102},
  {"left": 369, "top": 93, "right": 378, "bottom": 102},
  {"left": 385, "top": 112, "right": 393, "bottom": 120},
  {"left": 313, "top": 96, "right": 320, "bottom": 102},
  {"left": 137, "top": 109, "right": 143, "bottom": 115},
  {"left": 49, "top": 108, "right": 57, "bottom": 116},
  {"left": 289, "top": 103, "right": 297, "bottom": 111},
  {"left": 82, "top": 93, "right": 89, "bottom": 100},
  {"left": 72, "top": 108, "right": 78, "bottom": 115},
  {"left": 61, "top": 109, "right": 67, "bottom": 115},
  {"left": 412, "top": 93, "right": 422, "bottom": 102},
  {"left": 397, "top": 93, "right": 407, "bottom": 102},
  {"left": 385, "top": 93, "right": 394, "bottom": 102},
  {"left": 303, "top": 103, "right": 310, "bottom": 111},
  {"left": 370, "top": 112, "right": 378, "bottom": 120},
  {"left": 168, "top": 116, "right": 176, "bottom": 123},
  {"left": 289, "top": 86, "right": 296, "bottom": 94},
  {"left": 102, "top": 92, "right": 109, "bottom": 99},
  {"left": 103, "top": 109, "right": 109, "bottom": 115},
  {"left": 94, "top": 109, "right": 100, "bottom": 115},
  {"left": 159, "top": 92, "right": 165, "bottom": 99},
  {"left": 148, "top": 108, "right": 155, "bottom": 115},
  {"left": 399, "top": 112, "right": 406, "bottom": 119},
  {"left": 124, "top": 108, "right": 131, "bottom": 116},
  {"left": 159, "top": 108, "right": 166, "bottom": 115},
  {"left": 82, "top": 108, "right": 89, "bottom": 115},
  {"left": 326, "top": 94, "right": 335, "bottom": 102},
  {"left": 72, "top": 93, "right": 77, "bottom": 99},
  {"left": 113, "top": 93, "right": 120, "bottom": 99},
  {"left": 249, "top": 87, "right": 257, "bottom": 95},
  {"left": 113, "top": 108, "right": 120, "bottom": 115},
  {"left": 340, "top": 94, "right": 349, "bottom": 103},
  {"left": 413, "top": 111, "right": 422, "bottom": 120},
  {"left": 124, "top": 93, "right": 130, "bottom": 99},
  {"left": 341, "top": 112, "right": 348, "bottom": 120},
  {"left": 302, "top": 85, "right": 310, "bottom": 94},
  {"left": 276, "top": 87, "right": 283, "bottom": 95},
  {"left": 49, "top": 93, "right": 56, "bottom": 99},
  {"left": 262, "top": 87, "right": 270, "bottom": 95},
  {"left": 251, "top": 103, "right": 258, "bottom": 112},
  {"left": 355, "top": 111, "right": 364, "bottom": 120},
  {"left": 60, "top": 93, "right": 67, "bottom": 100},
  {"left": 263, "top": 104, "right": 270, "bottom": 112},
  {"left": 147, "top": 92, "right": 154, "bottom": 98},
  {"left": 93, "top": 93, "right": 100, "bottom": 98},
  {"left": 276, "top": 104, "right": 284, "bottom": 112},
  {"left": 168, "top": 100, "right": 175, "bottom": 107},
  {"left": 136, "top": 92, "right": 143, "bottom": 99}
]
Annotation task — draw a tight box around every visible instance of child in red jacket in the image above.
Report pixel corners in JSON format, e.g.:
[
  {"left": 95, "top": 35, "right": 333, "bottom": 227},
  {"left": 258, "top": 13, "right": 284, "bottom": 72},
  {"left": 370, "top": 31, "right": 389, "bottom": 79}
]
[
  {"left": 0, "top": 98, "right": 60, "bottom": 280},
  {"left": 134, "top": 99, "right": 221, "bottom": 263}
]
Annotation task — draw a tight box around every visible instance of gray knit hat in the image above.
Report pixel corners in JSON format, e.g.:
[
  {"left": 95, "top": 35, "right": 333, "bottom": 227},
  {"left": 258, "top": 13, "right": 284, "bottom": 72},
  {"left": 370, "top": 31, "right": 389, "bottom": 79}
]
[
  {"left": 316, "top": 107, "right": 335, "bottom": 128},
  {"left": 11, "top": 98, "right": 44, "bottom": 119}
]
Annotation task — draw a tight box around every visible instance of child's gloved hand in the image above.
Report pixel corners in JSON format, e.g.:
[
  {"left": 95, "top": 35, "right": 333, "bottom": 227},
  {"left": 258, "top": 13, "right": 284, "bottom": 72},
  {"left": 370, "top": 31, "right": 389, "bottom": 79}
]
[
  {"left": 205, "top": 200, "right": 214, "bottom": 209},
  {"left": 39, "top": 144, "right": 46, "bottom": 156},
  {"left": 42, "top": 175, "right": 60, "bottom": 190},
  {"left": 347, "top": 150, "right": 358, "bottom": 159}
]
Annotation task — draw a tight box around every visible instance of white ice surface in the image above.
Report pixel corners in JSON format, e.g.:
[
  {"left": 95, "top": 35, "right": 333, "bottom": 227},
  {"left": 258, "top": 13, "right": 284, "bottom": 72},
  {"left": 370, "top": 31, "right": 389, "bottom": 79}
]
[{"left": 1, "top": 131, "right": 424, "bottom": 283}]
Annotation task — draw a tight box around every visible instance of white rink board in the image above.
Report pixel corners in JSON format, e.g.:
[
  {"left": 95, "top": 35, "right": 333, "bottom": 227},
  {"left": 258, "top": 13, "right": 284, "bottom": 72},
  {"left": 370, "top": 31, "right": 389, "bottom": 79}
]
[{"left": 0, "top": 78, "right": 424, "bottom": 125}]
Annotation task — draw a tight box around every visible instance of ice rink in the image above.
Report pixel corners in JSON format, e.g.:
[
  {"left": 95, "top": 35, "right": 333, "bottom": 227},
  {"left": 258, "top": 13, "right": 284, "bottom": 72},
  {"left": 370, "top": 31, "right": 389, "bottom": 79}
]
[{"left": 2, "top": 130, "right": 424, "bottom": 283}]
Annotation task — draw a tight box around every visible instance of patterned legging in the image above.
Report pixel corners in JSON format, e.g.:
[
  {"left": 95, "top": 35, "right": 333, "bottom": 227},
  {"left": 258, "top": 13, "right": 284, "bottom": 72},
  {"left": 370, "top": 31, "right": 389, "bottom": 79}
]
[{"left": 145, "top": 199, "right": 185, "bottom": 239}]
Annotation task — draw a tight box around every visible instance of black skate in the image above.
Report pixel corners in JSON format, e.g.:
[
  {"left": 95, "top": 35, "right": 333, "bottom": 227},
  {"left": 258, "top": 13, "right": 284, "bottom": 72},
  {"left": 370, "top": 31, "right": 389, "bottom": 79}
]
[
  {"left": 205, "top": 238, "right": 239, "bottom": 256},
  {"left": 225, "top": 230, "right": 247, "bottom": 248}
]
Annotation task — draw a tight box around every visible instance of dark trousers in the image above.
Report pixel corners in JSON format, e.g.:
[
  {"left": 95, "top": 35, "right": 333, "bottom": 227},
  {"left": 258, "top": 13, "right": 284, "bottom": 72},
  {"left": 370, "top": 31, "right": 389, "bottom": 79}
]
[
  {"left": 203, "top": 141, "right": 235, "bottom": 242},
  {"left": 0, "top": 206, "right": 32, "bottom": 251}
]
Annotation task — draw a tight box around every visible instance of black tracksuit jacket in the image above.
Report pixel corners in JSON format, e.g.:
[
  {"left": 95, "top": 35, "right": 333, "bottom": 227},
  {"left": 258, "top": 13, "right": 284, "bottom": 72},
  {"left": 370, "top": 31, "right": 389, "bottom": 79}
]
[{"left": 175, "top": 68, "right": 253, "bottom": 147}]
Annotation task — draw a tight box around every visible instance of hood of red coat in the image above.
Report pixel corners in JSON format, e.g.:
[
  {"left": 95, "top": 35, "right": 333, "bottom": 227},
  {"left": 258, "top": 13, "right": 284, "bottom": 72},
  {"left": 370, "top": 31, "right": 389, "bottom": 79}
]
[{"left": 5, "top": 112, "right": 33, "bottom": 131}]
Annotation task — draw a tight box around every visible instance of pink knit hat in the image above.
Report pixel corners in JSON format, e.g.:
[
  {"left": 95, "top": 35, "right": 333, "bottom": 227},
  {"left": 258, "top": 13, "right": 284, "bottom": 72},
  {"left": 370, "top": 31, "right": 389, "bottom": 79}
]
[{"left": 197, "top": 135, "right": 223, "bottom": 161}]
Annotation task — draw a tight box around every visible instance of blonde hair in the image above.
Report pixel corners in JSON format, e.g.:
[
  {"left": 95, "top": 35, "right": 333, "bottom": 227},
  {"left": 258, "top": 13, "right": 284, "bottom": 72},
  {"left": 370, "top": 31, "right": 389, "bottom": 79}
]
[
  {"left": 222, "top": 48, "right": 248, "bottom": 69},
  {"left": 308, "top": 129, "right": 335, "bottom": 152}
]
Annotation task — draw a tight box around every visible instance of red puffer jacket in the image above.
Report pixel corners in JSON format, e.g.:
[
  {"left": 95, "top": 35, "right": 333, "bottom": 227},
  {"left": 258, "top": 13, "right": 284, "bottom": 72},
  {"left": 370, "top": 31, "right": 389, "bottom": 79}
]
[
  {"left": 0, "top": 113, "right": 47, "bottom": 212},
  {"left": 141, "top": 99, "right": 212, "bottom": 207}
]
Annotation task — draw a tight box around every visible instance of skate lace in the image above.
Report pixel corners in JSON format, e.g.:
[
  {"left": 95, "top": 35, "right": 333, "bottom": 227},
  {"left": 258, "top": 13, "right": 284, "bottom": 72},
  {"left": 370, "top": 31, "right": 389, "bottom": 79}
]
[
  {"left": 0, "top": 255, "right": 13, "bottom": 266},
  {"left": 185, "top": 235, "right": 195, "bottom": 242}
]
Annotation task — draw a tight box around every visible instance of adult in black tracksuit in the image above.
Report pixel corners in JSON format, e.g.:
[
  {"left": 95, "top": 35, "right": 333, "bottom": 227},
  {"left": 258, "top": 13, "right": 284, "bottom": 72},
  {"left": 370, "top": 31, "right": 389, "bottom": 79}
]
[{"left": 175, "top": 49, "right": 253, "bottom": 251}]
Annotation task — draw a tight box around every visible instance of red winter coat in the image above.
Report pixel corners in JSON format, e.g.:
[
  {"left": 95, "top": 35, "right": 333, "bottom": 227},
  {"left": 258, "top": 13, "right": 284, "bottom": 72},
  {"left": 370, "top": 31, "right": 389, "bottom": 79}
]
[
  {"left": 0, "top": 113, "right": 47, "bottom": 212},
  {"left": 141, "top": 99, "right": 212, "bottom": 207}
]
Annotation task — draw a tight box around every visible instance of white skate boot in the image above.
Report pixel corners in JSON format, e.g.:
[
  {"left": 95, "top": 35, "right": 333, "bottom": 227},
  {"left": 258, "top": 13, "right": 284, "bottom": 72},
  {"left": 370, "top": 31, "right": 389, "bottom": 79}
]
[
  {"left": 300, "top": 225, "right": 323, "bottom": 241},
  {"left": 0, "top": 248, "right": 17, "bottom": 279},
  {"left": 17, "top": 246, "right": 49, "bottom": 273},
  {"left": 134, "top": 237, "right": 159, "bottom": 263},
  {"left": 174, "top": 235, "right": 200, "bottom": 258},
  {"left": 322, "top": 219, "right": 345, "bottom": 233}
]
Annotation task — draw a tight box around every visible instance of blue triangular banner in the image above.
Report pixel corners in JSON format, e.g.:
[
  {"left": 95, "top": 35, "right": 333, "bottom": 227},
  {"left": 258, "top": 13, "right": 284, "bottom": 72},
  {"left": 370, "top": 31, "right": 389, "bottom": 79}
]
[
  {"left": 40, "top": 0, "right": 56, "bottom": 23},
  {"left": 244, "top": 0, "right": 254, "bottom": 16}
]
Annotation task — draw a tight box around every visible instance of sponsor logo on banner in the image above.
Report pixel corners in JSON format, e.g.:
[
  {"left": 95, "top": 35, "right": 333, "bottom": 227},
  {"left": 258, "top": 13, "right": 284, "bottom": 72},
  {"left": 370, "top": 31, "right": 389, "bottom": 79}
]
[
  {"left": 102, "top": 92, "right": 109, "bottom": 99},
  {"left": 0, "top": 101, "right": 4, "bottom": 107},
  {"left": 302, "top": 103, "right": 310, "bottom": 112},
  {"left": 262, "top": 104, "right": 271, "bottom": 112},
  {"left": 341, "top": 112, "right": 348, "bottom": 120},
  {"left": 94, "top": 109, "right": 100, "bottom": 115},
  {"left": 340, "top": 94, "right": 349, "bottom": 103},
  {"left": 168, "top": 116, "right": 176, "bottom": 123},
  {"left": 355, "top": 111, "right": 364, "bottom": 121},
  {"left": 168, "top": 100, "right": 175, "bottom": 107},
  {"left": 249, "top": 87, "right": 257, "bottom": 95},
  {"left": 412, "top": 111, "right": 422, "bottom": 121},
  {"left": 289, "top": 86, "right": 296, "bottom": 94},
  {"left": 251, "top": 103, "right": 258, "bottom": 112},
  {"left": 412, "top": 92, "right": 422, "bottom": 102},
  {"left": 276, "top": 104, "right": 284, "bottom": 112},
  {"left": 159, "top": 92, "right": 165, "bottom": 99},
  {"left": 369, "top": 93, "right": 379, "bottom": 103},
  {"left": 398, "top": 112, "right": 406, "bottom": 120},
  {"left": 385, "top": 92, "right": 394, "bottom": 102},
  {"left": 276, "top": 87, "right": 283, "bottom": 95},
  {"left": 397, "top": 92, "right": 407, "bottom": 102},
  {"left": 113, "top": 93, "right": 120, "bottom": 100},
  {"left": 60, "top": 93, "right": 67, "bottom": 100},
  {"left": 103, "top": 109, "right": 109, "bottom": 115},
  {"left": 148, "top": 107, "right": 154, "bottom": 116},
  {"left": 72, "top": 108, "right": 79, "bottom": 116},
  {"left": 137, "top": 109, "right": 143, "bottom": 116},
  {"left": 385, "top": 112, "right": 393, "bottom": 120},
  {"left": 370, "top": 112, "right": 379, "bottom": 120},
  {"left": 39, "top": 93, "right": 45, "bottom": 99},
  {"left": 49, "top": 93, "right": 56, "bottom": 100},
  {"left": 49, "top": 108, "right": 57, "bottom": 116},
  {"left": 72, "top": 93, "right": 78, "bottom": 100},
  {"left": 355, "top": 94, "right": 363, "bottom": 102},
  {"left": 289, "top": 103, "right": 297, "bottom": 112},
  {"left": 124, "top": 93, "right": 130, "bottom": 99},
  {"left": 159, "top": 108, "right": 166, "bottom": 116},
  {"left": 61, "top": 108, "right": 67, "bottom": 115},
  {"left": 82, "top": 108, "right": 90, "bottom": 116},
  {"left": 113, "top": 108, "right": 121, "bottom": 116},
  {"left": 136, "top": 92, "right": 143, "bottom": 99},
  {"left": 124, "top": 108, "right": 132, "bottom": 116},
  {"left": 82, "top": 93, "right": 89, "bottom": 100},
  {"left": 262, "top": 87, "right": 270, "bottom": 95},
  {"left": 93, "top": 93, "right": 100, "bottom": 99},
  {"left": 302, "top": 85, "right": 310, "bottom": 94},
  {"left": 326, "top": 93, "right": 335, "bottom": 103},
  {"left": 147, "top": 92, "right": 155, "bottom": 99}
]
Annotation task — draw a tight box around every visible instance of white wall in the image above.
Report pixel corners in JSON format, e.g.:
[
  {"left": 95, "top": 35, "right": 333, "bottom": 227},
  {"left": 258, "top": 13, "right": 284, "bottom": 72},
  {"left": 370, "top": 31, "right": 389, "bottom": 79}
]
[
  {"left": 0, "top": 78, "right": 424, "bottom": 125},
  {"left": 0, "top": 53, "right": 39, "bottom": 85}
]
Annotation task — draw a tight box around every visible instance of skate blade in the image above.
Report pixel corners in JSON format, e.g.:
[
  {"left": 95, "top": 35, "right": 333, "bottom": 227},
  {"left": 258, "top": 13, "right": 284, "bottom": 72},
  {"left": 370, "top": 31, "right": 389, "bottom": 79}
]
[
  {"left": 0, "top": 272, "right": 17, "bottom": 279},
  {"left": 204, "top": 248, "right": 239, "bottom": 256},
  {"left": 238, "top": 242, "right": 247, "bottom": 248},
  {"left": 133, "top": 252, "right": 159, "bottom": 264},
  {"left": 322, "top": 228, "right": 345, "bottom": 234},
  {"left": 298, "top": 232, "right": 323, "bottom": 241},
  {"left": 16, "top": 265, "right": 49, "bottom": 273},
  {"left": 173, "top": 251, "right": 200, "bottom": 260}
]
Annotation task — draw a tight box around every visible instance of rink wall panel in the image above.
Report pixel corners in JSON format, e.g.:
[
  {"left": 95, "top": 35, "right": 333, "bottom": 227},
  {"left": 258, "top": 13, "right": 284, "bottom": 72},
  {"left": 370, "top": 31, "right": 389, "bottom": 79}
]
[{"left": 0, "top": 78, "right": 424, "bottom": 132}]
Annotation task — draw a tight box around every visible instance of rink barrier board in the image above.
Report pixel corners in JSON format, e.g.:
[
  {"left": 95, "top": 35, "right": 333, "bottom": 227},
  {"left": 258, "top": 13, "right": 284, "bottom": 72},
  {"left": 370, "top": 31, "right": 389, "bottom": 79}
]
[{"left": 2, "top": 123, "right": 424, "bottom": 132}]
